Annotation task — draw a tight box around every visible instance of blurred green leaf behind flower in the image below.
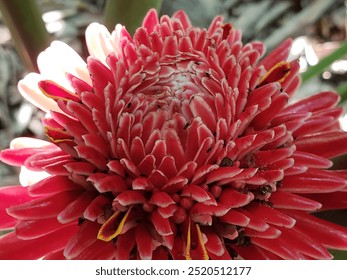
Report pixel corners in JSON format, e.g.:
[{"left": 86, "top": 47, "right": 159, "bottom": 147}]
[
  {"left": 0, "top": 0, "right": 50, "bottom": 72},
  {"left": 104, "top": 0, "right": 163, "bottom": 34}
]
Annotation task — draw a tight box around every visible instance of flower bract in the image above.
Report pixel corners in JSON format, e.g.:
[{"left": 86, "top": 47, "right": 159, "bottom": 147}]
[{"left": 1, "top": 9, "right": 347, "bottom": 260}]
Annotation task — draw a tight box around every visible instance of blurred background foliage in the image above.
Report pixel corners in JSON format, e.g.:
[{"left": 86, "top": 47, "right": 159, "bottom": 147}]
[{"left": 0, "top": 0, "right": 346, "bottom": 258}]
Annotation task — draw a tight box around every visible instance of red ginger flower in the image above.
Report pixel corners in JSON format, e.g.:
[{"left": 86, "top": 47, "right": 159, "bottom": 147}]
[{"left": 1, "top": 9, "right": 347, "bottom": 260}]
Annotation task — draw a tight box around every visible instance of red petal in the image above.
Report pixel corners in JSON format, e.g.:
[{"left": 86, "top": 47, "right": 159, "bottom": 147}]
[
  {"left": 88, "top": 173, "right": 128, "bottom": 193},
  {"left": 285, "top": 210, "right": 347, "bottom": 250},
  {"left": 190, "top": 203, "right": 229, "bottom": 225},
  {"left": 161, "top": 233, "right": 175, "bottom": 251},
  {"left": 45, "top": 126, "right": 74, "bottom": 144},
  {"left": 64, "top": 220, "right": 100, "bottom": 258},
  {"left": 172, "top": 10, "right": 191, "bottom": 30},
  {"left": 279, "top": 227, "right": 332, "bottom": 259},
  {"left": 132, "top": 177, "right": 154, "bottom": 191},
  {"left": 177, "top": 161, "right": 197, "bottom": 180},
  {"left": 120, "top": 158, "right": 141, "bottom": 177},
  {"left": 149, "top": 192, "right": 175, "bottom": 207},
  {"left": 107, "top": 160, "right": 125, "bottom": 177},
  {"left": 74, "top": 145, "right": 107, "bottom": 171},
  {"left": 203, "top": 228, "right": 225, "bottom": 256},
  {"left": 0, "top": 186, "right": 33, "bottom": 229},
  {"left": 87, "top": 57, "right": 114, "bottom": 98},
  {"left": 162, "top": 175, "right": 188, "bottom": 193},
  {"left": 304, "top": 192, "right": 347, "bottom": 210},
  {"left": 42, "top": 158, "right": 74, "bottom": 175},
  {"left": 252, "top": 236, "right": 303, "bottom": 259},
  {"left": 295, "top": 131, "right": 347, "bottom": 159},
  {"left": 73, "top": 239, "right": 116, "bottom": 260},
  {"left": 113, "top": 190, "right": 146, "bottom": 207},
  {"left": 7, "top": 191, "right": 82, "bottom": 219},
  {"left": 205, "top": 167, "right": 243, "bottom": 184},
  {"left": 244, "top": 227, "right": 281, "bottom": 239},
  {"left": 157, "top": 204, "right": 177, "bottom": 218},
  {"left": 151, "top": 210, "right": 173, "bottom": 236},
  {"left": 83, "top": 195, "right": 112, "bottom": 221},
  {"left": 0, "top": 147, "right": 52, "bottom": 166},
  {"left": 58, "top": 191, "right": 96, "bottom": 223},
  {"left": 138, "top": 154, "right": 156, "bottom": 176},
  {"left": 247, "top": 83, "right": 279, "bottom": 107},
  {"left": 281, "top": 169, "right": 347, "bottom": 193},
  {"left": 115, "top": 228, "right": 136, "bottom": 259},
  {"left": 253, "top": 147, "right": 294, "bottom": 168},
  {"left": 292, "top": 151, "right": 332, "bottom": 169},
  {"left": 157, "top": 156, "right": 179, "bottom": 179},
  {"left": 15, "top": 217, "right": 72, "bottom": 239},
  {"left": 281, "top": 60, "right": 300, "bottom": 97},
  {"left": 270, "top": 191, "right": 321, "bottom": 211},
  {"left": 39, "top": 80, "right": 80, "bottom": 102},
  {"left": 82, "top": 133, "right": 110, "bottom": 157},
  {"left": 142, "top": 9, "right": 159, "bottom": 34},
  {"left": 184, "top": 221, "right": 209, "bottom": 260},
  {"left": 162, "top": 36, "right": 179, "bottom": 56},
  {"left": 235, "top": 243, "right": 281, "bottom": 260},
  {"left": 152, "top": 246, "right": 170, "bottom": 260},
  {"left": 247, "top": 204, "right": 296, "bottom": 228},
  {"left": 258, "top": 61, "right": 291, "bottom": 86},
  {"left": 190, "top": 95, "right": 216, "bottom": 132},
  {"left": 169, "top": 236, "right": 185, "bottom": 260},
  {"left": 208, "top": 247, "right": 232, "bottom": 260},
  {"left": 135, "top": 223, "right": 156, "bottom": 260},
  {"left": 219, "top": 209, "right": 250, "bottom": 227},
  {"left": 64, "top": 161, "right": 96, "bottom": 177},
  {"left": 282, "top": 91, "right": 339, "bottom": 115},
  {"left": 191, "top": 164, "right": 219, "bottom": 185},
  {"left": 148, "top": 169, "right": 168, "bottom": 189},
  {"left": 24, "top": 150, "right": 70, "bottom": 171},
  {"left": 239, "top": 208, "right": 270, "bottom": 232},
  {"left": 259, "top": 38, "right": 292, "bottom": 70},
  {"left": 293, "top": 116, "right": 336, "bottom": 137},
  {"left": 164, "top": 129, "right": 186, "bottom": 169},
  {"left": 67, "top": 73, "right": 93, "bottom": 95},
  {"left": 130, "top": 137, "right": 145, "bottom": 165},
  {"left": 248, "top": 169, "right": 284, "bottom": 185},
  {"left": 0, "top": 224, "right": 78, "bottom": 259},
  {"left": 228, "top": 168, "right": 258, "bottom": 183},
  {"left": 42, "top": 249, "right": 66, "bottom": 260},
  {"left": 181, "top": 185, "right": 211, "bottom": 202},
  {"left": 219, "top": 188, "right": 254, "bottom": 208}
]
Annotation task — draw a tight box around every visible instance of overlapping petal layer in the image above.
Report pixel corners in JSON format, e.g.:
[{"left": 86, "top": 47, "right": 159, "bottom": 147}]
[{"left": 1, "top": 9, "right": 347, "bottom": 259}]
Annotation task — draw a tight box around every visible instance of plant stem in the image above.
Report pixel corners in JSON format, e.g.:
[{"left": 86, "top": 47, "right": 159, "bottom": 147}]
[
  {"left": 103, "top": 0, "right": 163, "bottom": 34},
  {"left": 0, "top": 0, "right": 50, "bottom": 72}
]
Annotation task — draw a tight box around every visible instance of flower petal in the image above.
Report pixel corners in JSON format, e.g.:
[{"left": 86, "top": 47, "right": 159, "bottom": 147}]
[
  {"left": 97, "top": 207, "right": 133, "bottom": 242},
  {"left": 285, "top": 210, "right": 347, "bottom": 250},
  {"left": 7, "top": 191, "right": 82, "bottom": 219},
  {"left": 0, "top": 186, "right": 33, "bottom": 229},
  {"left": 0, "top": 225, "right": 78, "bottom": 259},
  {"left": 184, "top": 221, "right": 209, "bottom": 260}
]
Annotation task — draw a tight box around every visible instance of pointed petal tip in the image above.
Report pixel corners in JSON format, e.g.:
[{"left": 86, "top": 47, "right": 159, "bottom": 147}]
[
  {"left": 172, "top": 10, "right": 192, "bottom": 29},
  {"left": 142, "top": 9, "right": 159, "bottom": 33}
]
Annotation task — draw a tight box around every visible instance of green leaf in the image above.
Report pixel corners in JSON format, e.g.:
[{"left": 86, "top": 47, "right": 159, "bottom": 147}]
[
  {"left": 330, "top": 249, "right": 347, "bottom": 260},
  {"left": 301, "top": 40, "right": 347, "bottom": 83},
  {"left": 103, "top": 0, "right": 163, "bottom": 35},
  {"left": 0, "top": 0, "right": 50, "bottom": 71},
  {"left": 337, "top": 81, "right": 347, "bottom": 103}
]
